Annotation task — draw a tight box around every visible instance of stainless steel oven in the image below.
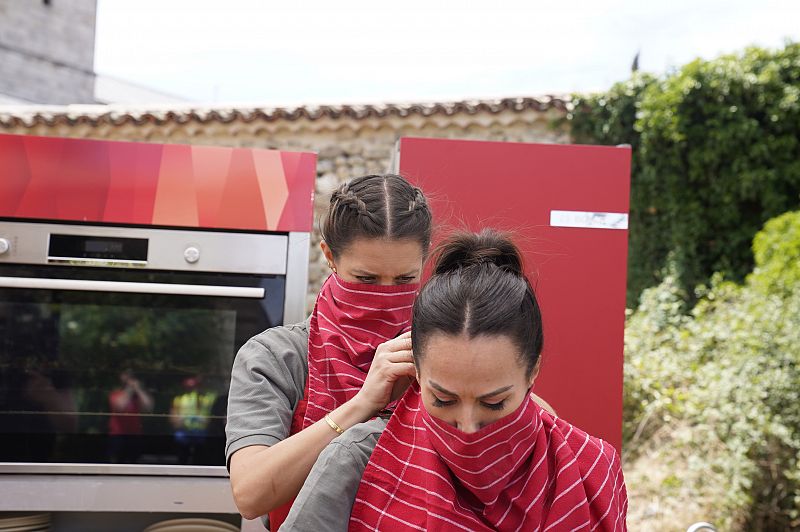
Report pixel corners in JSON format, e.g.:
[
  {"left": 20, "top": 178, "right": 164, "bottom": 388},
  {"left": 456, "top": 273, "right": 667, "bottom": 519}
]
[{"left": 0, "top": 220, "right": 309, "bottom": 516}]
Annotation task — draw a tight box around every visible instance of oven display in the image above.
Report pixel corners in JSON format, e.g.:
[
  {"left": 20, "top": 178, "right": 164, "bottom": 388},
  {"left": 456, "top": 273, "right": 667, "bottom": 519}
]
[
  {"left": 84, "top": 240, "right": 124, "bottom": 254},
  {"left": 49, "top": 234, "right": 148, "bottom": 262}
]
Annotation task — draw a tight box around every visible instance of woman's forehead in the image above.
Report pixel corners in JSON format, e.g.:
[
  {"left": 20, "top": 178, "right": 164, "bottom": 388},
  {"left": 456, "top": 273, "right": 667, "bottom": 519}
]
[
  {"left": 418, "top": 333, "right": 526, "bottom": 391},
  {"left": 339, "top": 237, "right": 424, "bottom": 273}
]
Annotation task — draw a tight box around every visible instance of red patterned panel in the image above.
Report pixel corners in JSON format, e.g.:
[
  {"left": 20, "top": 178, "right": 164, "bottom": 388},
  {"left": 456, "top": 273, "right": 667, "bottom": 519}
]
[
  {"left": 133, "top": 144, "right": 164, "bottom": 225},
  {"left": 0, "top": 133, "right": 316, "bottom": 232},
  {"left": 152, "top": 144, "right": 199, "bottom": 227},
  {"left": 0, "top": 135, "right": 31, "bottom": 215},
  {"left": 277, "top": 151, "right": 316, "bottom": 231},
  {"left": 252, "top": 149, "right": 288, "bottom": 231},
  {"left": 191, "top": 145, "right": 233, "bottom": 228},
  {"left": 217, "top": 148, "right": 268, "bottom": 230},
  {"left": 56, "top": 137, "right": 111, "bottom": 220},
  {"left": 105, "top": 140, "right": 163, "bottom": 225},
  {"left": 15, "top": 136, "right": 65, "bottom": 219}
]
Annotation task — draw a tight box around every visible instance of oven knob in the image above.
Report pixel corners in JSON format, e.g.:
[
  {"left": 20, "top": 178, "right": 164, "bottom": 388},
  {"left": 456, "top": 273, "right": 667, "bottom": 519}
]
[
  {"left": 184, "top": 246, "right": 200, "bottom": 263},
  {"left": 0, "top": 238, "right": 9, "bottom": 255}
]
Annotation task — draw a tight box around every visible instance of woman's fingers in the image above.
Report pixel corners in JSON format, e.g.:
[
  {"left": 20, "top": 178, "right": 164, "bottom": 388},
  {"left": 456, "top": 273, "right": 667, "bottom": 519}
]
[
  {"left": 383, "top": 350, "right": 413, "bottom": 363},
  {"left": 356, "top": 331, "right": 415, "bottom": 414},
  {"left": 377, "top": 333, "right": 412, "bottom": 355},
  {"left": 384, "top": 362, "right": 417, "bottom": 378}
]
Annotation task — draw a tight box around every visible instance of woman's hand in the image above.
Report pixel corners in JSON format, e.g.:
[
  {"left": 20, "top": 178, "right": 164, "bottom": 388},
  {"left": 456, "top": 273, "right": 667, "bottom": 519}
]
[
  {"left": 231, "top": 334, "right": 416, "bottom": 519},
  {"left": 352, "top": 331, "right": 416, "bottom": 417}
]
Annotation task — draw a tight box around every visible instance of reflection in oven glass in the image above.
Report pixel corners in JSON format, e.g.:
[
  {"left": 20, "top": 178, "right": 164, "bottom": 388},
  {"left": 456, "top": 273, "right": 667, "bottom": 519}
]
[{"left": 0, "top": 301, "right": 237, "bottom": 466}]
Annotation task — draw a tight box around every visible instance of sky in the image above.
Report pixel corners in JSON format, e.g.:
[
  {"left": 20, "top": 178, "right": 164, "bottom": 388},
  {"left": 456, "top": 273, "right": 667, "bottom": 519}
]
[{"left": 94, "top": 0, "right": 800, "bottom": 106}]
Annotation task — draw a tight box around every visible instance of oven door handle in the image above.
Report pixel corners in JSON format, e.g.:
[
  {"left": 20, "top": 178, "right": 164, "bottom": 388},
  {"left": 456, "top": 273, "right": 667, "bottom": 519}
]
[{"left": 0, "top": 276, "right": 265, "bottom": 298}]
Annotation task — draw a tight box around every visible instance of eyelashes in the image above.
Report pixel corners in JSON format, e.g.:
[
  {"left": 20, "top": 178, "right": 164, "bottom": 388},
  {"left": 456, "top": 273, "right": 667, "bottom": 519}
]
[
  {"left": 355, "top": 276, "right": 416, "bottom": 285},
  {"left": 431, "top": 396, "right": 507, "bottom": 411},
  {"left": 483, "top": 400, "right": 507, "bottom": 411}
]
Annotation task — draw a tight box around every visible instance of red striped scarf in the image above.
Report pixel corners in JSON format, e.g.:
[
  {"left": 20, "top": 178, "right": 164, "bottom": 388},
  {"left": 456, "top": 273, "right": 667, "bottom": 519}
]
[
  {"left": 269, "top": 274, "right": 419, "bottom": 531},
  {"left": 350, "top": 384, "right": 628, "bottom": 531},
  {"left": 302, "top": 273, "right": 418, "bottom": 429}
]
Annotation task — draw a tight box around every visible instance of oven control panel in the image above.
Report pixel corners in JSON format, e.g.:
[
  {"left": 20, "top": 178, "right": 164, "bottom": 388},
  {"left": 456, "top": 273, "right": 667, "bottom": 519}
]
[{"left": 0, "top": 221, "right": 289, "bottom": 275}]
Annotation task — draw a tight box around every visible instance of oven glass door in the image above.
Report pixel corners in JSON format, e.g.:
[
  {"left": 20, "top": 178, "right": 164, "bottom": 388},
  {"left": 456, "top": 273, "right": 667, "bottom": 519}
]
[{"left": 0, "top": 264, "right": 285, "bottom": 467}]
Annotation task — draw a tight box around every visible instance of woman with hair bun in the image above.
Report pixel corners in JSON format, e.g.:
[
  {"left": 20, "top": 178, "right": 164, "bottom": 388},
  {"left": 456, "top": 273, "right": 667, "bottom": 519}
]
[
  {"left": 347, "top": 228, "right": 628, "bottom": 531},
  {"left": 226, "top": 174, "right": 433, "bottom": 529},
  {"left": 281, "top": 229, "right": 622, "bottom": 531}
]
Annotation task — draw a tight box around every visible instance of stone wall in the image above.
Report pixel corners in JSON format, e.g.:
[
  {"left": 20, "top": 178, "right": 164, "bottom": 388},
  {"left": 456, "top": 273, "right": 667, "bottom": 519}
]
[
  {"left": 0, "top": 0, "right": 96, "bottom": 103},
  {"left": 0, "top": 102, "right": 569, "bottom": 312}
]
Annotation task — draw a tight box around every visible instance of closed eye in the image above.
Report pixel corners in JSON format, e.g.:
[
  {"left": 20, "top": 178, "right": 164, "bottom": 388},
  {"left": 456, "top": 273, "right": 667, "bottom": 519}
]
[
  {"left": 432, "top": 395, "right": 456, "bottom": 407},
  {"left": 394, "top": 276, "right": 416, "bottom": 285},
  {"left": 481, "top": 400, "right": 507, "bottom": 411}
]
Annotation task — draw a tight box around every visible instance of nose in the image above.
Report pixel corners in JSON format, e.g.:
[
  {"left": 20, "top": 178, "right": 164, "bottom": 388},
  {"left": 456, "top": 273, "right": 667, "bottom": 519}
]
[{"left": 456, "top": 411, "right": 481, "bottom": 434}]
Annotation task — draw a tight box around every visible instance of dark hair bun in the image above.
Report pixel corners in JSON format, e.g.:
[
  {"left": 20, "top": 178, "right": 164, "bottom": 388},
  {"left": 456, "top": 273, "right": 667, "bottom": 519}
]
[
  {"left": 413, "top": 228, "right": 543, "bottom": 377},
  {"left": 433, "top": 229, "right": 524, "bottom": 276}
]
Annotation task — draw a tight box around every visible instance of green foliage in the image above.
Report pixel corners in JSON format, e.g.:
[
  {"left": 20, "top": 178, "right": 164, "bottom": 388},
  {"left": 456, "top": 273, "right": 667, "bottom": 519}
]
[
  {"left": 624, "top": 211, "right": 800, "bottom": 530},
  {"left": 568, "top": 42, "right": 800, "bottom": 305},
  {"left": 750, "top": 210, "right": 800, "bottom": 295}
]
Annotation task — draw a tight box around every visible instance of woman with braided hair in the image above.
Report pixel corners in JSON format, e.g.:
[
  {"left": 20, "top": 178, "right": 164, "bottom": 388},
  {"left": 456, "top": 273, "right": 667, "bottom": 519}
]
[{"left": 226, "top": 174, "right": 433, "bottom": 529}]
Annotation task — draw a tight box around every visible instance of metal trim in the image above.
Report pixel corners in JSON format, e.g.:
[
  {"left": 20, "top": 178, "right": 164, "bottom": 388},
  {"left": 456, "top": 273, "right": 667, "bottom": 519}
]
[
  {"left": 283, "top": 232, "right": 310, "bottom": 324},
  {"left": 389, "top": 138, "right": 401, "bottom": 174},
  {"left": 0, "top": 474, "right": 237, "bottom": 513},
  {"left": 0, "top": 463, "right": 229, "bottom": 477},
  {"left": 0, "top": 276, "right": 266, "bottom": 298}
]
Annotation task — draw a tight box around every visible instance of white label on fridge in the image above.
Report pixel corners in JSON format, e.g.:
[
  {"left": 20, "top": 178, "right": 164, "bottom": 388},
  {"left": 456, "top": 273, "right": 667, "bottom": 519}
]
[{"left": 550, "top": 210, "right": 629, "bottom": 230}]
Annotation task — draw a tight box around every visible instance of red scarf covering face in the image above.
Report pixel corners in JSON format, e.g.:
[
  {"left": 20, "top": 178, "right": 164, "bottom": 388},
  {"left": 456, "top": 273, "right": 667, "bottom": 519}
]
[
  {"left": 349, "top": 384, "right": 628, "bottom": 532},
  {"left": 269, "top": 273, "right": 419, "bottom": 531},
  {"left": 302, "top": 273, "right": 419, "bottom": 429}
]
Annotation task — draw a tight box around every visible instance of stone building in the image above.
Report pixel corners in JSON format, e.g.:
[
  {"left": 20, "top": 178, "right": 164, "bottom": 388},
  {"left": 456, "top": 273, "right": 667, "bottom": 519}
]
[
  {"left": 0, "top": 0, "right": 97, "bottom": 104},
  {"left": 0, "top": 97, "right": 569, "bottom": 309},
  {"left": 0, "top": 0, "right": 183, "bottom": 104}
]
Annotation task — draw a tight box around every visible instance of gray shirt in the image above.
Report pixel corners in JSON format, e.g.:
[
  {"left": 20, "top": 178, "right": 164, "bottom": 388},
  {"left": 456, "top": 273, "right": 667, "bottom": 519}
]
[
  {"left": 279, "top": 417, "right": 387, "bottom": 532},
  {"left": 225, "top": 321, "right": 385, "bottom": 529},
  {"left": 226, "top": 320, "right": 310, "bottom": 465}
]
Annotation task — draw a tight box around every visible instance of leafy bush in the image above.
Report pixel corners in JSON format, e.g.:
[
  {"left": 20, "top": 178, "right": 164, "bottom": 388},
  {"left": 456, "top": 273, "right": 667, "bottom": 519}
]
[
  {"left": 750, "top": 210, "right": 800, "bottom": 296},
  {"left": 569, "top": 42, "right": 800, "bottom": 305},
  {"left": 623, "top": 211, "right": 800, "bottom": 530}
]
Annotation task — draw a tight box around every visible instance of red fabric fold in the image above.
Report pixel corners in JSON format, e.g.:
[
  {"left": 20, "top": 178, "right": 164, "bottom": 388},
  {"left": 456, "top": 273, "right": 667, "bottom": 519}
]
[
  {"left": 302, "top": 273, "right": 418, "bottom": 429},
  {"left": 350, "top": 384, "right": 628, "bottom": 531}
]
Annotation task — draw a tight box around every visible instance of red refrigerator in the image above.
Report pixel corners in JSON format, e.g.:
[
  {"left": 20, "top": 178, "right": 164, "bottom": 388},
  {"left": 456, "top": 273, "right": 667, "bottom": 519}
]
[{"left": 395, "top": 137, "right": 631, "bottom": 451}]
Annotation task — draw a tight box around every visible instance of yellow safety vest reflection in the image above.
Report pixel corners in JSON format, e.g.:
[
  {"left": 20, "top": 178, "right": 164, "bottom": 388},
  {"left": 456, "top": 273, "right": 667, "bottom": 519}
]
[{"left": 172, "top": 391, "right": 216, "bottom": 431}]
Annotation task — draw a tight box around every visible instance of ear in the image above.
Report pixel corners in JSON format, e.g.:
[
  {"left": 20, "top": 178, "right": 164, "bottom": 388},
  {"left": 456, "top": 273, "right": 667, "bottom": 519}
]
[
  {"left": 320, "top": 241, "right": 336, "bottom": 269},
  {"left": 527, "top": 358, "right": 542, "bottom": 389}
]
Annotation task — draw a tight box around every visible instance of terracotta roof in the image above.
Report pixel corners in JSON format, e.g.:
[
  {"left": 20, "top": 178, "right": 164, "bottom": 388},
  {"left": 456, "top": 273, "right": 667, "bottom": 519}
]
[{"left": 0, "top": 96, "right": 568, "bottom": 128}]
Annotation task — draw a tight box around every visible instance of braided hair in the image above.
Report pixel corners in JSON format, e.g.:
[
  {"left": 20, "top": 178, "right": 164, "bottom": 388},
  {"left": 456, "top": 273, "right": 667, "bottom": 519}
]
[{"left": 321, "top": 174, "right": 432, "bottom": 258}]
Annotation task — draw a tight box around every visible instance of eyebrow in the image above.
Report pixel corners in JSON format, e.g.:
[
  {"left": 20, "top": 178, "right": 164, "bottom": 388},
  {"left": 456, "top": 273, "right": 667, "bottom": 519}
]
[
  {"left": 352, "top": 269, "right": 419, "bottom": 277},
  {"left": 429, "top": 381, "right": 513, "bottom": 400}
]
